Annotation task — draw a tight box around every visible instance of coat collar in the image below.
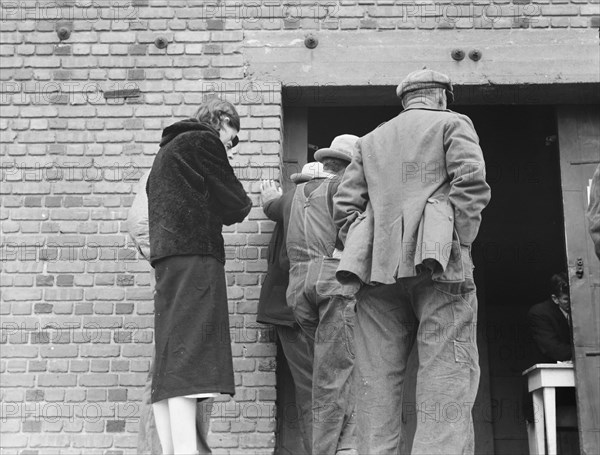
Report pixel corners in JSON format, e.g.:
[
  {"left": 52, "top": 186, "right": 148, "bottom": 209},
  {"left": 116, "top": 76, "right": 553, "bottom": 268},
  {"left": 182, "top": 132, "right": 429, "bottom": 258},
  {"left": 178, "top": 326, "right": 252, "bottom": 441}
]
[{"left": 402, "top": 102, "right": 451, "bottom": 113}]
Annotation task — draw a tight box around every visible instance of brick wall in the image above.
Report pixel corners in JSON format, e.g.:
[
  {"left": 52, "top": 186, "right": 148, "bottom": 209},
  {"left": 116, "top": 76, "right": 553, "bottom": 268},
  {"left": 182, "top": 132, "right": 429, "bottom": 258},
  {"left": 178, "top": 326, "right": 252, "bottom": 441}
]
[{"left": 1, "top": 1, "right": 598, "bottom": 454}]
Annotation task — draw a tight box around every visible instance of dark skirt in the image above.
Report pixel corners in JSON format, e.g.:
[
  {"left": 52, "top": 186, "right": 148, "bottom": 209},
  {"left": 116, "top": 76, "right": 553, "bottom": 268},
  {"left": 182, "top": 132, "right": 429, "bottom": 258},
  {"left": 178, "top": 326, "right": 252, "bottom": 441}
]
[{"left": 151, "top": 255, "right": 234, "bottom": 403}]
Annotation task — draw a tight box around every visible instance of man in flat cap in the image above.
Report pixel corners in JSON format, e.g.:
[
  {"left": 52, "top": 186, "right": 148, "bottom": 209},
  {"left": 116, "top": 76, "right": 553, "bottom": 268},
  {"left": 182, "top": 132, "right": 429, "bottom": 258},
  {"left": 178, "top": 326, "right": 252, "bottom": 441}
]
[
  {"left": 334, "top": 69, "right": 491, "bottom": 454},
  {"left": 287, "top": 135, "right": 359, "bottom": 455}
]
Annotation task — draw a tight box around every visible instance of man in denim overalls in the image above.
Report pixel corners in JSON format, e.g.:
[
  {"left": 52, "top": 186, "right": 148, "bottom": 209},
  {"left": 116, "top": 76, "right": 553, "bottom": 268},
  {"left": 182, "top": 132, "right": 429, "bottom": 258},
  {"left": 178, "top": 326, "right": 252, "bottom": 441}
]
[{"left": 286, "top": 135, "right": 359, "bottom": 455}]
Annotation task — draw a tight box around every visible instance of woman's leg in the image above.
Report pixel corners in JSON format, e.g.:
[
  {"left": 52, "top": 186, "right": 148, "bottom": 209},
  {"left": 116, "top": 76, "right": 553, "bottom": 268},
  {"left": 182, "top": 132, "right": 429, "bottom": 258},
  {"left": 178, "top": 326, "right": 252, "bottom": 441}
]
[
  {"left": 168, "top": 396, "right": 198, "bottom": 454},
  {"left": 152, "top": 400, "right": 174, "bottom": 455}
]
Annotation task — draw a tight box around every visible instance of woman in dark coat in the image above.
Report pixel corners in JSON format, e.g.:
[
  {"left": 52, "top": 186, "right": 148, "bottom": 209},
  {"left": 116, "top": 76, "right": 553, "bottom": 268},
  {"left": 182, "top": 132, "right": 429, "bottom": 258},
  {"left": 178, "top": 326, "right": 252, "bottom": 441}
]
[{"left": 147, "top": 98, "right": 252, "bottom": 454}]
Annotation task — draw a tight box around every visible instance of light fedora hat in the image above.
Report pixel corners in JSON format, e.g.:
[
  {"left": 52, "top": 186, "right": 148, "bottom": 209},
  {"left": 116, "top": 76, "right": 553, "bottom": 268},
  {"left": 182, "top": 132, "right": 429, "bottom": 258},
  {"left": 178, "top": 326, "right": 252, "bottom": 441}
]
[
  {"left": 314, "top": 134, "right": 359, "bottom": 163},
  {"left": 290, "top": 161, "right": 333, "bottom": 184}
]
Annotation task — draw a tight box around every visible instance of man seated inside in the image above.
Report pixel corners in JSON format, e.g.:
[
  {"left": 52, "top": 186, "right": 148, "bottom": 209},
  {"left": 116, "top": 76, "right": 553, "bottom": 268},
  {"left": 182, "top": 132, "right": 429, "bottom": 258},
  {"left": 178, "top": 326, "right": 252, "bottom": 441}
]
[
  {"left": 524, "top": 273, "right": 578, "bottom": 453},
  {"left": 528, "top": 272, "right": 572, "bottom": 364}
]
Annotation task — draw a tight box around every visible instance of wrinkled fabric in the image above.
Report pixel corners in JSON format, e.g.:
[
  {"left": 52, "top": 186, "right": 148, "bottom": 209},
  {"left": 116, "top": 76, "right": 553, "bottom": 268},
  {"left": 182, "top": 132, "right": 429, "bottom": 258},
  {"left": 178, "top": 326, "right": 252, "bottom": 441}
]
[
  {"left": 288, "top": 258, "right": 357, "bottom": 455},
  {"left": 257, "top": 190, "right": 297, "bottom": 326},
  {"left": 353, "top": 267, "right": 480, "bottom": 455},
  {"left": 152, "top": 255, "right": 234, "bottom": 402},
  {"left": 312, "top": 292, "right": 357, "bottom": 455},
  {"left": 148, "top": 119, "right": 251, "bottom": 265},
  {"left": 334, "top": 104, "right": 491, "bottom": 285},
  {"left": 276, "top": 325, "right": 314, "bottom": 454},
  {"left": 528, "top": 299, "right": 572, "bottom": 363},
  {"left": 287, "top": 178, "right": 357, "bottom": 455}
]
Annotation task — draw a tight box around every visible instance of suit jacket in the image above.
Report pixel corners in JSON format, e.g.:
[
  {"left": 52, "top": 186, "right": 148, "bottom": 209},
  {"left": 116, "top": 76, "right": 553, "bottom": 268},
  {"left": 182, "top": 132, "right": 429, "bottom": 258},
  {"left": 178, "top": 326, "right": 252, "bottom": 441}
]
[
  {"left": 334, "top": 103, "right": 491, "bottom": 285},
  {"left": 527, "top": 299, "right": 572, "bottom": 363},
  {"left": 256, "top": 190, "right": 296, "bottom": 326}
]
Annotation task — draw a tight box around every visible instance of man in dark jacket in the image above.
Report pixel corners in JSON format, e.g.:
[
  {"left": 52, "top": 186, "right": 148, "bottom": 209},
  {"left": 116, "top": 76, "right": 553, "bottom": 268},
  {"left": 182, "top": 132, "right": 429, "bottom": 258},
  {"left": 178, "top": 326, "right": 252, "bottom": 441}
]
[
  {"left": 334, "top": 70, "right": 491, "bottom": 455},
  {"left": 287, "top": 136, "right": 359, "bottom": 455},
  {"left": 524, "top": 273, "right": 575, "bottom": 429},
  {"left": 528, "top": 273, "right": 572, "bottom": 363},
  {"left": 258, "top": 171, "right": 315, "bottom": 455}
]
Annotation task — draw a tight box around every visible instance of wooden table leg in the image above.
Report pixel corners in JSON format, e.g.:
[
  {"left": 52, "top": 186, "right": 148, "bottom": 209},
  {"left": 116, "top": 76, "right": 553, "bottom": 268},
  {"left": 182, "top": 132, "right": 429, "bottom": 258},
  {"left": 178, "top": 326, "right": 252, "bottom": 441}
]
[
  {"left": 532, "top": 389, "right": 546, "bottom": 455},
  {"left": 542, "top": 387, "right": 557, "bottom": 455},
  {"left": 526, "top": 421, "right": 537, "bottom": 455}
]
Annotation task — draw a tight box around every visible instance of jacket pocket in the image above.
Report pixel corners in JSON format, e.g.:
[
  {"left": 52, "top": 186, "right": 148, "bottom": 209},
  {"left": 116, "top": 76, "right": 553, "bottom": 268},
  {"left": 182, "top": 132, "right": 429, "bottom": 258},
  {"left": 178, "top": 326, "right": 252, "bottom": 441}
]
[
  {"left": 433, "top": 277, "right": 476, "bottom": 303},
  {"left": 343, "top": 299, "right": 356, "bottom": 359},
  {"left": 416, "top": 196, "right": 454, "bottom": 273}
]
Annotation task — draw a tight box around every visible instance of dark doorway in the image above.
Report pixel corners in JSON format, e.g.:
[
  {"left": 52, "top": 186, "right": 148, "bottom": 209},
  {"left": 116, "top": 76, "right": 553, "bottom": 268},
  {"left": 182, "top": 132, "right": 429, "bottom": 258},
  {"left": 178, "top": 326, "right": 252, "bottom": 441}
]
[{"left": 298, "top": 104, "right": 568, "bottom": 453}]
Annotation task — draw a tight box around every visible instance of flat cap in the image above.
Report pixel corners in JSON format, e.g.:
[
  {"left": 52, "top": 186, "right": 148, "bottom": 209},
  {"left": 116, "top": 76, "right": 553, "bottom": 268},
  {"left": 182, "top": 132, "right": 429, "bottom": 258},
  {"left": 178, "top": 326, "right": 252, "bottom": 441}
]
[{"left": 396, "top": 69, "right": 454, "bottom": 102}]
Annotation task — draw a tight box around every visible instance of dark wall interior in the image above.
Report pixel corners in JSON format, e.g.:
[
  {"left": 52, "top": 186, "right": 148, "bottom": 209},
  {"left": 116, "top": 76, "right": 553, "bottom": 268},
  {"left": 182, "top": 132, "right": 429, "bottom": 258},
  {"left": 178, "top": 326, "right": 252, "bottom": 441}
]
[
  {"left": 307, "top": 105, "right": 568, "bottom": 453},
  {"left": 308, "top": 106, "right": 400, "bottom": 159},
  {"left": 461, "top": 106, "right": 569, "bottom": 454}
]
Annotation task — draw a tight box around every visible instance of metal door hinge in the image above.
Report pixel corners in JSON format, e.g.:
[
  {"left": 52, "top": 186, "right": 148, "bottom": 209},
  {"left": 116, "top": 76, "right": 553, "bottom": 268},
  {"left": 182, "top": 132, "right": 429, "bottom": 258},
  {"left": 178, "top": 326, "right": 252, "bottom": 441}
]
[{"left": 576, "top": 257, "right": 584, "bottom": 278}]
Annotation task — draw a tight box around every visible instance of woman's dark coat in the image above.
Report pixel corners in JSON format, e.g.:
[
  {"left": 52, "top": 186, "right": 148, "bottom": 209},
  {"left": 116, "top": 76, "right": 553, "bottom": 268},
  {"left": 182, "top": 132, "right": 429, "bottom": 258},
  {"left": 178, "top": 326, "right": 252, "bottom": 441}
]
[{"left": 147, "top": 119, "right": 252, "bottom": 265}]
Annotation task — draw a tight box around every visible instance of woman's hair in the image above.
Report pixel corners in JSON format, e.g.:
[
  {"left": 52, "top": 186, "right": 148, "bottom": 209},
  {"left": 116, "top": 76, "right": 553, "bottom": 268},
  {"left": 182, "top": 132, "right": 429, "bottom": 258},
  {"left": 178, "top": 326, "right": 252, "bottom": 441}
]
[{"left": 194, "top": 97, "right": 241, "bottom": 132}]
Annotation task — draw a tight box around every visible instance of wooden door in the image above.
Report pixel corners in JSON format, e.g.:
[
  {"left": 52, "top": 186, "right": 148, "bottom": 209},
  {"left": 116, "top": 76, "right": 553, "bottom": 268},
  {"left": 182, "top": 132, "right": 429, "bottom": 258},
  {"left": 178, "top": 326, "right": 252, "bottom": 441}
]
[
  {"left": 557, "top": 105, "right": 600, "bottom": 455},
  {"left": 274, "top": 337, "right": 308, "bottom": 455},
  {"left": 281, "top": 107, "right": 307, "bottom": 191},
  {"left": 274, "top": 107, "right": 309, "bottom": 454}
]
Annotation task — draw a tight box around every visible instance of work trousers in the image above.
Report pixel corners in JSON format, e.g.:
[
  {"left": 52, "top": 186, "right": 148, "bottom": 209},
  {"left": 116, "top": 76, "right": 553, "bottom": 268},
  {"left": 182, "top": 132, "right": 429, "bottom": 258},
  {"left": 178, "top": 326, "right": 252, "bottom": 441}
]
[
  {"left": 276, "top": 325, "right": 314, "bottom": 455},
  {"left": 288, "top": 259, "right": 357, "bottom": 455},
  {"left": 354, "top": 270, "right": 480, "bottom": 455}
]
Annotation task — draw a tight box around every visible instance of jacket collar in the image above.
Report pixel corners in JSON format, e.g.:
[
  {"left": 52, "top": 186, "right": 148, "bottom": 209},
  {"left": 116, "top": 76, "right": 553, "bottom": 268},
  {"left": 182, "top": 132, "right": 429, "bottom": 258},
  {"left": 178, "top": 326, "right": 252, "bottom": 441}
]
[
  {"left": 402, "top": 101, "right": 450, "bottom": 113},
  {"left": 159, "top": 118, "right": 219, "bottom": 147}
]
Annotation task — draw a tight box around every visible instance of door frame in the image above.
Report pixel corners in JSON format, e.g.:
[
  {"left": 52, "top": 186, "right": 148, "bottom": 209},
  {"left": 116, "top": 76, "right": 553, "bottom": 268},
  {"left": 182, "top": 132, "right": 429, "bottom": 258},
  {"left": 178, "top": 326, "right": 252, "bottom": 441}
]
[
  {"left": 281, "top": 91, "right": 600, "bottom": 454},
  {"left": 557, "top": 105, "right": 600, "bottom": 455}
]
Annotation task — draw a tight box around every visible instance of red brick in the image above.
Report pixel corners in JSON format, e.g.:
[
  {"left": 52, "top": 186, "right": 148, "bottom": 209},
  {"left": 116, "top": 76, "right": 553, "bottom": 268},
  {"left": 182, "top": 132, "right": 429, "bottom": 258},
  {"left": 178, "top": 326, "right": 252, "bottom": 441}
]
[
  {"left": 40, "top": 345, "right": 79, "bottom": 358},
  {"left": 240, "top": 432, "right": 276, "bottom": 448},
  {"left": 121, "top": 345, "right": 153, "bottom": 357},
  {"left": 541, "top": 5, "right": 579, "bottom": 16},
  {"left": 37, "top": 373, "right": 76, "bottom": 387},
  {"left": 2, "top": 289, "right": 42, "bottom": 301},
  {"left": 79, "top": 373, "right": 118, "bottom": 387},
  {"left": 47, "top": 359, "right": 69, "bottom": 372},
  {"left": 80, "top": 345, "right": 120, "bottom": 358},
  {"left": 0, "top": 434, "right": 28, "bottom": 448},
  {"left": 45, "top": 289, "right": 83, "bottom": 301},
  {"left": 85, "top": 288, "right": 125, "bottom": 301}
]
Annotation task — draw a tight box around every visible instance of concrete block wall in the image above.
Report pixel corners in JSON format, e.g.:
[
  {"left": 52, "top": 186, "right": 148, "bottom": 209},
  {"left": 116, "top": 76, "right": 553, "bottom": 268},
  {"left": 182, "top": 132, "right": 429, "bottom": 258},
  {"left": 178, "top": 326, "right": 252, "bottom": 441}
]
[{"left": 1, "top": 1, "right": 598, "bottom": 453}]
